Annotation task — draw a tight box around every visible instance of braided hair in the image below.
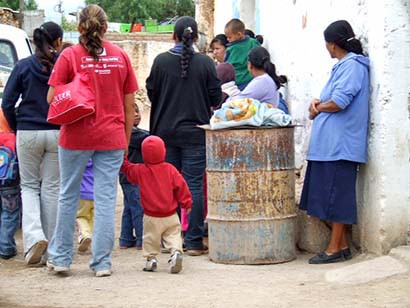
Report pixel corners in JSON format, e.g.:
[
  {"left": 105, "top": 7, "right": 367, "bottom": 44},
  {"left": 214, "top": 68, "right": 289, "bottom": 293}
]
[
  {"left": 78, "top": 4, "right": 108, "bottom": 60},
  {"left": 174, "top": 16, "right": 198, "bottom": 79},
  {"left": 32, "top": 22, "right": 63, "bottom": 73},
  {"left": 324, "top": 20, "right": 364, "bottom": 55},
  {"left": 248, "top": 47, "right": 287, "bottom": 89}
]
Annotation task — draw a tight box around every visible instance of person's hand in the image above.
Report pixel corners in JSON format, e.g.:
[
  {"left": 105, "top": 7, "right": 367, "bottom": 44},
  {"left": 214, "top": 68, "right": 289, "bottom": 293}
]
[
  {"left": 308, "top": 99, "right": 320, "bottom": 120},
  {"left": 186, "top": 208, "right": 192, "bottom": 215}
]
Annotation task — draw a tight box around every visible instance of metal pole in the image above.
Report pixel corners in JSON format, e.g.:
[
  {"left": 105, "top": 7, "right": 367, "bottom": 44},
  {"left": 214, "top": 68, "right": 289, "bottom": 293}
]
[{"left": 19, "top": 0, "right": 25, "bottom": 28}]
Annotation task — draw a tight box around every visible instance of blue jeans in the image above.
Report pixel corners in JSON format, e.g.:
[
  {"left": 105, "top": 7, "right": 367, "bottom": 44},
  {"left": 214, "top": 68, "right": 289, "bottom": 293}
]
[
  {"left": 0, "top": 185, "right": 21, "bottom": 256},
  {"left": 119, "top": 183, "right": 143, "bottom": 247},
  {"left": 166, "top": 145, "right": 205, "bottom": 250},
  {"left": 47, "top": 147, "right": 124, "bottom": 272}
]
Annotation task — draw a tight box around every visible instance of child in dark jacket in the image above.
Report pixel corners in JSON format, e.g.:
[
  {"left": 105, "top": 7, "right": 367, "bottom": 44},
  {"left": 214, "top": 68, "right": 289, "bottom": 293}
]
[
  {"left": 121, "top": 135, "right": 192, "bottom": 274},
  {"left": 119, "top": 105, "right": 148, "bottom": 249}
]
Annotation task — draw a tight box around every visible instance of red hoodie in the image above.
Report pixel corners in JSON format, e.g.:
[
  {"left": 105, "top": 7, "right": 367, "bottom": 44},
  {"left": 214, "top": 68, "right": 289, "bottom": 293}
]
[{"left": 120, "top": 135, "right": 192, "bottom": 217}]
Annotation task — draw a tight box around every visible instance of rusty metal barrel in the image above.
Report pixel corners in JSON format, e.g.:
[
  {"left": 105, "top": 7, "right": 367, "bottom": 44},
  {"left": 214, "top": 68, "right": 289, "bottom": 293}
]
[{"left": 206, "top": 127, "right": 296, "bottom": 264}]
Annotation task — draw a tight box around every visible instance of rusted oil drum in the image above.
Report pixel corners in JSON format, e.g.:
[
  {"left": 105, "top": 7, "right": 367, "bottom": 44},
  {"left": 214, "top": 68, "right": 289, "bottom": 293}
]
[{"left": 206, "top": 127, "right": 296, "bottom": 264}]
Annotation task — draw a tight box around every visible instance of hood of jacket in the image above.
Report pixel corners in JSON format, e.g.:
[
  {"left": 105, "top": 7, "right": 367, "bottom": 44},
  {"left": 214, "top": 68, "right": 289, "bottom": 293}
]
[
  {"left": 26, "top": 54, "right": 53, "bottom": 83},
  {"left": 335, "top": 52, "right": 370, "bottom": 71},
  {"left": 142, "top": 135, "right": 166, "bottom": 165}
]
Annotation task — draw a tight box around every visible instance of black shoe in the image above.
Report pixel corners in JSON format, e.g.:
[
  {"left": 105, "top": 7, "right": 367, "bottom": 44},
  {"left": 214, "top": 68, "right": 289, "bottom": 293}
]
[
  {"left": 308, "top": 251, "right": 344, "bottom": 264},
  {"left": 185, "top": 244, "right": 208, "bottom": 256},
  {"left": 0, "top": 251, "right": 17, "bottom": 260},
  {"left": 341, "top": 248, "right": 352, "bottom": 260}
]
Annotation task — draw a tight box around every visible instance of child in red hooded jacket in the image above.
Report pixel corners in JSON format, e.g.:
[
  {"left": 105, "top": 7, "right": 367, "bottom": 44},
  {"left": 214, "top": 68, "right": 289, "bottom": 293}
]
[{"left": 121, "top": 135, "right": 192, "bottom": 274}]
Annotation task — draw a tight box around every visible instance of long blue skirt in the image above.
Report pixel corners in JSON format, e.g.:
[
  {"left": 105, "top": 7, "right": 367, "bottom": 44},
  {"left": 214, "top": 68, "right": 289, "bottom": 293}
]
[{"left": 299, "top": 160, "right": 359, "bottom": 224}]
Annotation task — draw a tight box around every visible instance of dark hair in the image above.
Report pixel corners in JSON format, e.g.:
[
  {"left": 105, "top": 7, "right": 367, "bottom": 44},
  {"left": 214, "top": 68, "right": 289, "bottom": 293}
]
[
  {"left": 174, "top": 16, "right": 198, "bottom": 79},
  {"left": 61, "top": 41, "right": 74, "bottom": 51},
  {"left": 225, "top": 18, "right": 245, "bottom": 34},
  {"left": 324, "top": 20, "right": 363, "bottom": 55},
  {"left": 255, "top": 34, "right": 264, "bottom": 45},
  {"left": 244, "top": 29, "right": 255, "bottom": 38},
  {"left": 79, "top": 4, "right": 107, "bottom": 60},
  {"left": 216, "top": 62, "right": 235, "bottom": 84},
  {"left": 210, "top": 34, "right": 228, "bottom": 49},
  {"left": 32, "top": 21, "right": 63, "bottom": 73},
  {"left": 248, "top": 47, "right": 287, "bottom": 89}
]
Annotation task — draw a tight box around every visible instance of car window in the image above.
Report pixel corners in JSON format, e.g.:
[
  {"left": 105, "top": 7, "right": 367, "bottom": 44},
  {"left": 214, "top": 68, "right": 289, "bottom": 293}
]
[{"left": 0, "top": 40, "right": 17, "bottom": 73}]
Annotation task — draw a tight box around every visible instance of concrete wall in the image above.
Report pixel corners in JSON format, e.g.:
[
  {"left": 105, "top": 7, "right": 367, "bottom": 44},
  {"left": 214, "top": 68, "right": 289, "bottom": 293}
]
[{"left": 214, "top": 0, "right": 410, "bottom": 254}]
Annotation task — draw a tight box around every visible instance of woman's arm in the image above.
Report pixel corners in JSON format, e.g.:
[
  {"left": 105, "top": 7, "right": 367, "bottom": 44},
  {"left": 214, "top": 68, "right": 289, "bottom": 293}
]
[
  {"left": 47, "top": 86, "right": 55, "bottom": 104},
  {"left": 1, "top": 63, "right": 22, "bottom": 131},
  {"left": 309, "top": 99, "right": 342, "bottom": 120},
  {"left": 124, "top": 92, "right": 136, "bottom": 148}
]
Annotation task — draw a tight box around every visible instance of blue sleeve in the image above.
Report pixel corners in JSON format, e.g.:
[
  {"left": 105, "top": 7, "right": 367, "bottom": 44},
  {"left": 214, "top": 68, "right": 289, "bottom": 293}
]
[
  {"left": 331, "top": 60, "right": 365, "bottom": 109},
  {"left": 1, "top": 62, "right": 22, "bottom": 131},
  {"left": 224, "top": 49, "right": 230, "bottom": 62}
]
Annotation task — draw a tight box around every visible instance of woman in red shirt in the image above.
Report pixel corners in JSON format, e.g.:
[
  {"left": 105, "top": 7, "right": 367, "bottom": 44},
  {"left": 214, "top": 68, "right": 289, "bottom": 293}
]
[{"left": 46, "top": 4, "right": 138, "bottom": 277}]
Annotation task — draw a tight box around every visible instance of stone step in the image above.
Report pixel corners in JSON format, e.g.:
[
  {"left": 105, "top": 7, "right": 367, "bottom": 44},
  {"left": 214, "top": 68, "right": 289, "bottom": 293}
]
[{"left": 325, "top": 256, "right": 409, "bottom": 284}]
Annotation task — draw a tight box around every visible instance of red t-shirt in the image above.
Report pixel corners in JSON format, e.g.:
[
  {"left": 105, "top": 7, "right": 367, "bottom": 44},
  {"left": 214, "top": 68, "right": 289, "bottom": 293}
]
[{"left": 49, "top": 42, "right": 138, "bottom": 150}]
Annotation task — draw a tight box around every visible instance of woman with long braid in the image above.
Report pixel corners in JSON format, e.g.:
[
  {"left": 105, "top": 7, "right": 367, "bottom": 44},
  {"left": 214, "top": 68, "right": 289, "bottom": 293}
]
[
  {"left": 147, "top": 16, "right": 221, "bottom": 256},
  {"left": 2, "top": 22, "right": 63, "bottom": 265}
]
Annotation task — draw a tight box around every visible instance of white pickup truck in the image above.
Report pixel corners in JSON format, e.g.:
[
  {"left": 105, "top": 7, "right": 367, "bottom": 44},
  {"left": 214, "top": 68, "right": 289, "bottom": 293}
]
[{"left": 0, "top": 24, "right": 33, "bottom": 101}]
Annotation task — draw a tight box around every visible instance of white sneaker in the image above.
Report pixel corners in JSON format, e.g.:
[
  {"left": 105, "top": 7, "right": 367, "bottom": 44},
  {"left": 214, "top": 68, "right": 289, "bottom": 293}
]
[
  {"left": 168, "top": 251, "right": 183, "bottom": 274},
  {"left": 46, "top": 260, "right": 70, "bottom": 273},
  {"left": 95, "top": 269, "right": 112, "bottom": 277},
  {"left": 143, "top": 258, "right": 157, "bottom": 272},
  {"left": 25, "top": 240, "right": 48, "bottom": 265},
  {"left": 78, "top": 237, "right": 91, "bottom": 253}
]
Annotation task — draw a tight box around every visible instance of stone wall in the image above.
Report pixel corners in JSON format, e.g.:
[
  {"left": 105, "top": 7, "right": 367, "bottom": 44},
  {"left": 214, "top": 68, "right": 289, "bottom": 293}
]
[
  {"left": 213, "top": 0, "right": 410, "bottom": 254},
  {"left": 0, "top": 8, "right": 19, "bottom": 27}
]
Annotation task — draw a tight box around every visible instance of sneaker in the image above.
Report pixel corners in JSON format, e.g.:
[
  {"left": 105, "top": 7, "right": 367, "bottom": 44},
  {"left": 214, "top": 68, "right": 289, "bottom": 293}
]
[
  {"left": 25, "top": 240, "right": 48, "bottom": 265},
  {"left": 78, "top": 237, "right": 91, "bottom": 253},
  {"left": 143, "top": 258, "right": 157, "bottom": 272},
  {"left": 46, "top": 260, "right": 70, "bottom": 273},
  {"left": 0, "top": 250, "right": 17, "bottom": 260},
  {"left": 168, "top": 251, "right": 183, "bottom": 274},
  {"left": 95, "top": 269, "right": 112, "bottom": 277},
  {"left": 185, "top": 245, "right": 208, "bottom": 256}
]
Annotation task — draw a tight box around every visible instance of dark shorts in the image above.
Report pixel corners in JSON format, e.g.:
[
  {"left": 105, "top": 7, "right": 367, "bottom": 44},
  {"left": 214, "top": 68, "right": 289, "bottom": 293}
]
[{"left": 299, "top": 160, "right": 359, "bottom": 224}]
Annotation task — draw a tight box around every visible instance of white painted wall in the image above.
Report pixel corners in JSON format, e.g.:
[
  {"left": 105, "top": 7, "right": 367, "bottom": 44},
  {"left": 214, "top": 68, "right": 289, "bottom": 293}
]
[{"left": 214, "top": 0, "right": 410, "bottom": 254}]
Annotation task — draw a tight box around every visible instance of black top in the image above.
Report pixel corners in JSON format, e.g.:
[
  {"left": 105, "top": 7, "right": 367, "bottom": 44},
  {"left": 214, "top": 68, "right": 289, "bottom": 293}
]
[
  {"left": 119, "top": 127, "right": 149, "bottom": 184},
  {"left": 146, "top": 51, "right": 221, "bottom": 147},
  {"left": 2, "top": 55, "right": 60, "bottom": 131}
]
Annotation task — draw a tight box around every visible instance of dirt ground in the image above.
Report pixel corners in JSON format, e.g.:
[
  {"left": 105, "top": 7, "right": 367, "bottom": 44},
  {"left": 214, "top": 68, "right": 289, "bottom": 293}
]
[{"left": 1, "top": 192, "right": 410, "bottom": 308}]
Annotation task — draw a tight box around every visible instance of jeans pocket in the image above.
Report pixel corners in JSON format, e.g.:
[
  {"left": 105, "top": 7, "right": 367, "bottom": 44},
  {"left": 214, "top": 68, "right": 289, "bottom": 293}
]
[{"left": 1, "top": 193, "right": 21, "bottom": 213}]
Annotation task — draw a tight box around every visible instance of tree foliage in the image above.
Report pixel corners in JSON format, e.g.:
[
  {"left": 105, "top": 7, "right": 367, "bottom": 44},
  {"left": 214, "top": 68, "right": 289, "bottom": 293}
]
[
  {"left": 61, "top": 16, "right": 77, "bottom": 31},
  {"left": 85, "top": 0, "right": 195, "bottom": 24},
  {"left": 0, "top": 0, "right": 38, "bottom": 10}
]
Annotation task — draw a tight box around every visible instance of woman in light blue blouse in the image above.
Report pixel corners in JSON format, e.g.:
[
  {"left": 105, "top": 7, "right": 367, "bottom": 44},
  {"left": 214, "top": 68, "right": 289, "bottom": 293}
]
[{"left": 299, "top": 20, "right": 370, "bottom": 264}]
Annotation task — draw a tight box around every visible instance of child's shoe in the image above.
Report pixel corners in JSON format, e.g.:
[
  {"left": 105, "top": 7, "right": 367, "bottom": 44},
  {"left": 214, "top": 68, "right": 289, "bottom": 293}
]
[
  {"left": 78, "top": 237, "right": 91, "bottom": 253},
  {"left": 0, "top": 250, "right": 17, "bottom": 260},
  {"left": 143, "top": 258, "right": 157, "bottom": 272},
  {"left": 168, "top": 251, "right": 183, "bottom": 274}
]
